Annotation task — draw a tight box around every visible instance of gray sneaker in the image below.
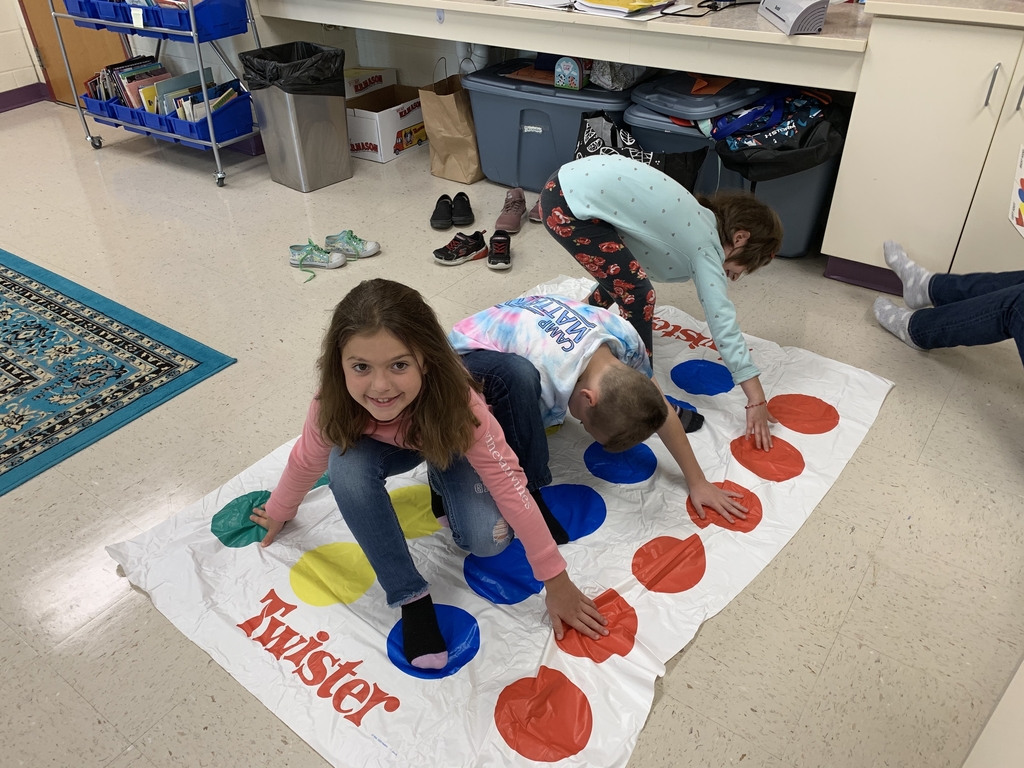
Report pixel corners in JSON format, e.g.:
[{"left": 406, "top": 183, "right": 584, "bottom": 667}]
[{"left": 494, "top": 187, "right": 527, "bottom": 234}]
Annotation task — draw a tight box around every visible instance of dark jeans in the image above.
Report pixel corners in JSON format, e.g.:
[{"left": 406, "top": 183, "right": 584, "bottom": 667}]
[
  {"left": 910, "top": 271, "right": 1024, "bottom": 366},
  {"left": 539, "top": 173, "right": 656, "bottom": 360},
  {"left": 460, "top": 350, "right": 551, "bottom": 491}
]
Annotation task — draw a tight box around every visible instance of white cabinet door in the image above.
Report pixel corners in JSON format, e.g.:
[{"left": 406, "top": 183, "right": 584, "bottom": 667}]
[
  {"left": 822, "top": 17, "right": 1024, "bottom": 274},
  {"left": 953, "top": 45, "right": 1024, "bottom": 274}
]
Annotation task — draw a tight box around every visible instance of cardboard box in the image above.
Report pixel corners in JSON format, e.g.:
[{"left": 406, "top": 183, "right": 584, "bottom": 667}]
[
  {"left": 343, "top": 67, "right": 397, "bottom": 99},
  {"left": 347, "top": 85, "right": 426, "bottom": 163}
]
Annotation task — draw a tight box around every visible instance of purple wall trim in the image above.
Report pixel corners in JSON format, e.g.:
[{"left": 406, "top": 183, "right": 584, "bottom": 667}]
[
  {"left": 824, "top": 255, "right": 904, "bottom": 296},
  {"left": 0, "top": 83, "right": 49, "bottom": 115}
]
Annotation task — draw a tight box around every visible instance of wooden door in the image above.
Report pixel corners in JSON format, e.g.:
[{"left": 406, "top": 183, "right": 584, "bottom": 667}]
[
  {"left": 821, "top": 17, "right": 1024, "bottom": 274},
  {"left": 19, "top": 0, "right": 128, "bottom": 106},
  {"left": 954, "top": 45, "right": 1024, "bottom": 274}
]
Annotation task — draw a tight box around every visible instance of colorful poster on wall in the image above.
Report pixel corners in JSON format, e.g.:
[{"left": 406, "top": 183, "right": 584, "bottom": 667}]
[{"left": 1008, "top": 144, "right": 1024, "bottom": 241}]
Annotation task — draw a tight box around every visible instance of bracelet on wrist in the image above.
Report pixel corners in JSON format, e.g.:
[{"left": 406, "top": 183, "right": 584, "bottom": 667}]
[{"left": 744, "top": 400, "right": 767, "bottom": 410}]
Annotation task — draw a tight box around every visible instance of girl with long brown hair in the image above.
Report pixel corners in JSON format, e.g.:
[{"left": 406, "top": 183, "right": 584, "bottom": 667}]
[{"left": 250, "top": 278, "right": 606, "bottom": 670}]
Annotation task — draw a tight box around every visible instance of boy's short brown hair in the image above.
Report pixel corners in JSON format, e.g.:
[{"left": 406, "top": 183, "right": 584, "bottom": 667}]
[
  {"left": 697, "top": 190, "right": 784, "bottom": 274},
  {"left": 590, "top": 365, "right": 668, "bottom": 452}
]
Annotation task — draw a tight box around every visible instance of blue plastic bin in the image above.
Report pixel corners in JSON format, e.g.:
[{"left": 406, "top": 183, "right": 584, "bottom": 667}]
[
  {"left": 168, "top": 91, "right": 253, "bottom": 150},
  {"left": 94, "top": 0, "right": 130, "bottom": 23},
  {"left": 624, "top": 99, "right": 838, "bottom": 258},
  {"left": 461, "top": 59, "right": 635, "bottom": 192},
  {"left": 84, "top": 0, "right": 247, "bottom": 42},
  {"left": 66, "top": 0, "right": 105, "bottom": 28}
]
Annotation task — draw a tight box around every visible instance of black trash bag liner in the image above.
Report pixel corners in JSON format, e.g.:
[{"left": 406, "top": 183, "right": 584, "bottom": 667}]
[
  {"left": 574, "top": 110, "right": 708, "bottom": 194},
  {"left": 714, "top": 92, "right": 847, "bottom": 183},
  {"left": 239, "top": 42, "right": 346, "bottom": 96}
]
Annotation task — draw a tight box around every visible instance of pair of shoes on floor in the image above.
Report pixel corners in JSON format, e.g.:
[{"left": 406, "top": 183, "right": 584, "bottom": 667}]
[
  {"left": 288, "top": 230, "right": 379, "bottom": 282},
  {"left": 433, "top": 230, "right": 512, "bottom": 271},
  {"left": 431, "top": 192, "right": 474, "bottom": 230},
  {"left": 495, "top": 188, "right": 546, "bottom": 233}
]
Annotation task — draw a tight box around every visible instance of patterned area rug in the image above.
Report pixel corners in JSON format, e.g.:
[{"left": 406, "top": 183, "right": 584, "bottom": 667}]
[{"left": 0, "top": 249, "right": 235, "bottom": 496}]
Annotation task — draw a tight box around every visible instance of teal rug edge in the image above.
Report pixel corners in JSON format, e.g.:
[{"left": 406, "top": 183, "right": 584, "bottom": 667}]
[{"left": 0, "top": 248, "right": 236, "bottom": 496}]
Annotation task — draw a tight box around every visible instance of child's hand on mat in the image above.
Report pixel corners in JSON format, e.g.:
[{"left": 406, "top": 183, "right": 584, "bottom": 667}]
[
  {"left": 544, "top": 570, "right": 609, "bottom": 642},
  {"left": 745, "top": 403, "right": 777, "bottom": 452},
  {"left": 251, "top": 505, "right": 286, "bottom": 547},
  {"left": 689, "top": 480, "right": 748, "bottom": 525}
]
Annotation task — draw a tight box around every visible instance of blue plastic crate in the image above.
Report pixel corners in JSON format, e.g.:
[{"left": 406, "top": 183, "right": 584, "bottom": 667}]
[
  {"left": 141, "top": 110, "right": 173, "bottom": 133},
  {"left": 167, "top": 91, "right": 252, "bottom": 149},
  {"left": 94, "top": 0, "right": 130, "bottom": 23},
  {"left": 66, "top": 0, "right": 105, "bottom": 28},
  {"left": 112, "top": 102, "right": 146, "bottom": 126},
  {"left": 159, "top": 0, "right": 248, "bottom": 43}
]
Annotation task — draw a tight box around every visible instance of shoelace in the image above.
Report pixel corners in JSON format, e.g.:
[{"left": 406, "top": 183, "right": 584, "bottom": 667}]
[
  {"left": 444, "top": 234, "right": 467, "bottom": 252},
  {"left": 338, "top": 230, "right": 367, "bottom": 253},
  {"left": 297, "top": 238, "right": 330, "bottom": 283},
  {"left": 490, "top": 239, "right": 508, "bottom": 256},
  {"left": 501, "top": 194, "right": 525, "bottom": 217}
]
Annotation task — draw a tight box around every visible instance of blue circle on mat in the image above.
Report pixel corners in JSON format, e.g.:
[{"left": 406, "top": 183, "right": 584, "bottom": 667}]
[
  {"left": 670, "top": 359, "right": 734, "bottom": 396},
  {"left": 387, "top": 604, "right": 480, "bottom": 679},
  {"left": 584, "top": 441, "right": 657, "bottom": 484},
  {"left": 540, "top": 484, "right": 607, "bottom": 540},
  {"left": 665, "top": 395, "right": 697, "bottom": 412},
  {"left": 464, "top": 539, "right": 543, "bottom": 605}
]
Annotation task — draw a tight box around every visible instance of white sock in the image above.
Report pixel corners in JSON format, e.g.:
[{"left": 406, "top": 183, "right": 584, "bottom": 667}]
[
  {"left": 883, "top": 241, "right": 933, "bottom": 309},
  {"left": 873, "top": 297, "right": 923, "bottom": 350}
]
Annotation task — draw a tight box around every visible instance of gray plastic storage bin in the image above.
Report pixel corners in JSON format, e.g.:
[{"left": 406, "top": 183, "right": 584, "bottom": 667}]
[
  {"left": 624, "top": 105, "right": 838, "bottom": 258},
  {"left": 461, "top": 59, "right": 634, "bottom": 192},
  {"left": 631, "top": 72, "right": 770, "bottom": 121}
]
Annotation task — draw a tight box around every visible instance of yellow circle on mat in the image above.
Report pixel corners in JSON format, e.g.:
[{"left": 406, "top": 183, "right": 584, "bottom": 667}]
[
  {"left": 290, "top": 543, "right": 376, "bottom": 606},
  {"left": 390, "top": 484, "right": 441, "bottom": 539},
  {"left": 545, "top": 424, "right": 562, "bottom": 436}
]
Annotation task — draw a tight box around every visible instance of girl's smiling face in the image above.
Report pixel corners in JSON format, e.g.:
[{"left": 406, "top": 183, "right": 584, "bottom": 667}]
[{"left": 342, "top": 330, "right": 424, "bottom": 420}]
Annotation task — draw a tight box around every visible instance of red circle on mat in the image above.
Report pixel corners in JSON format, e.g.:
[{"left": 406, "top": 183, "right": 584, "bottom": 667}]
[
  {"left": 768, "top": 394, "right": 840, "bottom": 434},
  {"left": 556, "top": 589, "right": 638, "bottom": 663},
  {"left": 631, "top": 535, "right": 706, "bottom": 593},
  {"left": 730, "top": 435, "right": 805, "bottom": 482},
  {"left": 494, "top": 666, "right": 593, "bottom": 761},
  {"left": 686, "top": 480, "right": 763, "bottom": 533}
]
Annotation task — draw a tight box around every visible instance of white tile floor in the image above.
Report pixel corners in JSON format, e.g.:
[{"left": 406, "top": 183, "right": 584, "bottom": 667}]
[{"left": 1, "top": 101, "right": 1022, "bottom": 768}]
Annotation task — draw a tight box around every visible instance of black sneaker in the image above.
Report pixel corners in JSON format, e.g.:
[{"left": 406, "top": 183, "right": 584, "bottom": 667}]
[
  {"left": 451, "top": 191, "right": 474, "bottom": 227},
  {"left": 430, "top": 194, "right": 453, "bottom": 230},
  {"left": 487, "top": 230, "right": 511, "bottom": 271},
  {"left": 433, "top": 231, "right": 488, "bottom": 266}
]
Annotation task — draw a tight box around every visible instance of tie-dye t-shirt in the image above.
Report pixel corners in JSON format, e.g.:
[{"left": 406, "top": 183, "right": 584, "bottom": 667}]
[{"left": 449, "top": 295, "right": 652, "bottom": 428}]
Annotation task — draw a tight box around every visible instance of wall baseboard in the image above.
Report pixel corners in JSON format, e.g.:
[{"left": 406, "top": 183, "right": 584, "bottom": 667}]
[{"left": 0, "top": 83, "right": 49, "bottom": 115}]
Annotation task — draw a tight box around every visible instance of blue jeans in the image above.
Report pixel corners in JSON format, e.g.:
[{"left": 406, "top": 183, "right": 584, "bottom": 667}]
[
  {"left": 460, "top": 350, "right": 552, "bottom": 491},
  {"left": 910, "top": 271, "right": 1024, "bottom": 366},
  {"left": 327, "top": 439, "right": 513, "bottom": 608}
]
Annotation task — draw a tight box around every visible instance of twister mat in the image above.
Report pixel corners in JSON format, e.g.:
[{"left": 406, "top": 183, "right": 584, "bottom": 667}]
[{"left": 108, "top": 277, "right": 893, "bottom": 767}]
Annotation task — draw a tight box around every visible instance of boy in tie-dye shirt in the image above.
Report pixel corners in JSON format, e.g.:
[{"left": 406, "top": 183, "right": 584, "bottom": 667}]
[{"left": 450, "top": 295, "right": 749, "bottom": 530}]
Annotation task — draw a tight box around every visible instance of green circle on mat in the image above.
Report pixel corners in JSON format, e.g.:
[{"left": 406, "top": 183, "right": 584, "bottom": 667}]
[{"left": 211, "top": 490, "right": 272, "bottom": 548}]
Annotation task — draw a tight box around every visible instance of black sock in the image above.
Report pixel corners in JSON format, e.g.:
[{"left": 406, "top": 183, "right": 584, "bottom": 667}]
[
  {"left": 430, "top": 487, "right": 445, "bottom": 518},
  {"left": 673, "top": 404, "right": 705, "bottom": 434},
  {"left": 531, "top": 489, "right": 569, "bottom": 545},
  {"left": 401, "top": 593, "right": 448, "bottom": 669}
]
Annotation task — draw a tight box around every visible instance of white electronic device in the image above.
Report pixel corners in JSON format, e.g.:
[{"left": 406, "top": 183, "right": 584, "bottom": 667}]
[{"left": 758, "top": 0, "right": 829, "bottom": 34}]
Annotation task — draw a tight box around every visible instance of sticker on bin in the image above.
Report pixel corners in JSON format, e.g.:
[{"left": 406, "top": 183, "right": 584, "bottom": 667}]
[{"left": 522, "top": 125, "right": 544, "bottom": 133}]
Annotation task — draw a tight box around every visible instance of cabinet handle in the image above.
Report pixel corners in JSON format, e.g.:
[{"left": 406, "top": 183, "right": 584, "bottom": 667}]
[
  {"left": 985, "top": 63, "right": 1001, "bottom": 107},
  {"left": 1016, "top": 81, "right": 1024, "bottom": 111}
]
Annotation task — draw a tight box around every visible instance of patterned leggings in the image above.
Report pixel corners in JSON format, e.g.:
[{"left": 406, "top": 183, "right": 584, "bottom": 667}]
[{"left": 539, "top": 173, "right": 656, "bottom": 360}]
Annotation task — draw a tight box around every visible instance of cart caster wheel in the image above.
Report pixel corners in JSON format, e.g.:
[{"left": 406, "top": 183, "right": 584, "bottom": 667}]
[
  {"left": 90, "top": 136, "right": 103, "bottom": 149},
  {"left": 216, "top": 176, "right": 225, "bottom": 187}
]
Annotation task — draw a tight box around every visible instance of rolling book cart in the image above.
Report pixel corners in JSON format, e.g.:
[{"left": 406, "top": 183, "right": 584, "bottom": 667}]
[{"left": 51, "top": 0, "right": 262, "bottom": 186}]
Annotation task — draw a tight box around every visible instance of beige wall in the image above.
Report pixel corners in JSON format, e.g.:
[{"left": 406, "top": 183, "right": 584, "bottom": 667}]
[{"left": 0, "top": 0, "right": 43, "bottom": 94}]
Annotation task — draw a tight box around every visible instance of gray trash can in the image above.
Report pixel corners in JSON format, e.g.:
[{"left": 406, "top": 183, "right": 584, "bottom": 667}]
[{"left": 240, "top": 42, "right": 353, "bottom": 193}]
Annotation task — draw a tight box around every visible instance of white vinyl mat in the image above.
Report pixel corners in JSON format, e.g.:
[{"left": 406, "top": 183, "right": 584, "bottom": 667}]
[{"left": 108, "top": 277, "right": 892, "bottom": 767}]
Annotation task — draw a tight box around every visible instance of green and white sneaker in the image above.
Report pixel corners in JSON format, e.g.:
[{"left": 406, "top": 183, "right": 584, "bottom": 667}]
[
  {"left": 289, "top": 239, "right": 346, "bottom": 282},
  {"left": 325, "top": 229, "right": 380, "bottom": 259}
]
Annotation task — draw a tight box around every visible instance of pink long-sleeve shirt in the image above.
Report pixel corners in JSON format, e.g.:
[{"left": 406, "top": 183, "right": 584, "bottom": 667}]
[{"left": 264, "top": 391, "right": 566, "bottom": 582}]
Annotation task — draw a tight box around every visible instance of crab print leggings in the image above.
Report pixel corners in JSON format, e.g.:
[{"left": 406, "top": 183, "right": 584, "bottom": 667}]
[{"left": 539, "top": 173, "right": 656, "bottom": 360}]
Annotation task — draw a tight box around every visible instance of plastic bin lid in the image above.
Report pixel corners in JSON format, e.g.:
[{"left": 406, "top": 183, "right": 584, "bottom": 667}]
[
  {"left": 624, "top": 104, "right": 707, "bottom": 137},
  {"left": 461, "top": 59, "right": 634, "bottom": 110},
  {"left": 631, "top": 72, "right": 770, "bottom": 120}
]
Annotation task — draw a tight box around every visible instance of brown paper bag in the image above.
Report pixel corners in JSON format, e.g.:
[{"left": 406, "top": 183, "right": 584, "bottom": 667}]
[{"left": 418, "top": 73, "right": 485, "bottom": 184}]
